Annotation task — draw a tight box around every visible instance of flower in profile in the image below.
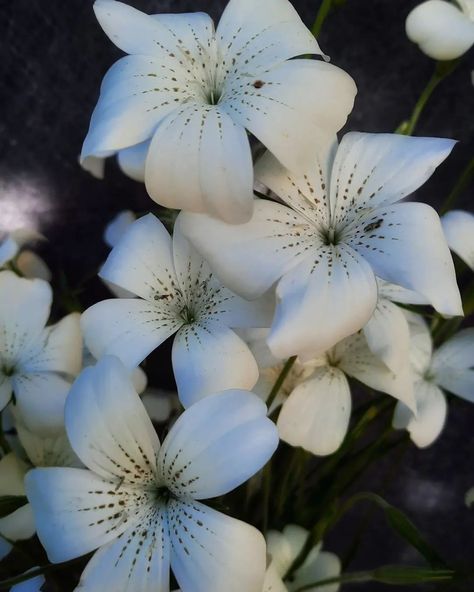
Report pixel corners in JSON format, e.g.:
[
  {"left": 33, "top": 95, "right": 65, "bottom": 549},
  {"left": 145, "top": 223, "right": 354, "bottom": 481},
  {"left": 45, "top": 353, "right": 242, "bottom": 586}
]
[
  {"left": 266, "top": 525, "right": 340, "bottom": 592},
  {"left": 442, "top": 209, "right": 474, "bottom": 270},
  {"left": 406, "top": 0, "right": 474, "bottom": 60},
  {"left": 0, "top": 271, "right": 82, "bottom": 434},
  {"left": 393, "top": 315, "right": 474, "bottom": 447},
  {"left": 82, "top": 214, "right": 271, "bottom": 407},
  {"left": 26, "top": 356, "right": 279, "bottom": 592},
  {"left": 81, "top": 0, "right": 357, "bottom": 223},
  {"left": 181, "top": 132, "right": 462, "bottom": 361},
  {"left": 250, "top": 329, "right": 414, "bottom": 456}
]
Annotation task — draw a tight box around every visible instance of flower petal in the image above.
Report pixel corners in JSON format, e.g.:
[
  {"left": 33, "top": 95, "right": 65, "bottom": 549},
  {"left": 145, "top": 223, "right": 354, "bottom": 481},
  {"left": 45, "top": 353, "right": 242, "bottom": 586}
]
[
  {"left": 337, "top": 332, "right": 416, "bottom": 412},
  {"left": 168, "top": 498, "right": 266, "bottom": 592},
  {"left": 173, "top": 220, "right": 272, "bottom": 327},
  {"left": 431, "top": 328, "right": 474, "bottom": 401},
  {"left": 159, "top": 390, "right": 278, "bottom": 499},
  {"left": 179, "top": 200, "right": 315, "bottom": 300},
  {"left": 405, "top": 312, "right": 433, "bottom": 375},
  {"left": 0, "top": 504, "right": 35, "bottom": 542},
  {"left": 263, "top": 563, "right": 288, "bottom": 592},
  {"left": 363, "top": 298, "right": 411, "bottom": 374},
  {"left": 145, "top": 104, "right": 254, "bottom": 223},
  {"left": 172, "top": 322, "right": 259, "bottom": 407},
  {"left": 19, "top": 313, "right": 82, "bottom": 376},
  {"left": 292, "top": 550, "right": 341, "bottom": 592},
  {"left": 268, "top": 244, "right": 377, "bottom": 361},
  {"left": 94, "top": 0, "right": 214, "bottom": 60},
  {"left": 17, "top": 423, "right": 81, "bottom": 468},
  {"left": 65, "top": 356, "right": 159, "bottom": 484},
  {"left": 442, "top": 210, "right": 474, "bottom": 270},
  {"left": 75, "top": 509, "right": 170, "bottom": 592},
  {"left": 16, "top": 251, "right": 52, "bottom": 282},
  {"left": 406, "top": 0, "right": 474, "bottom": 60},
  {"left": 377, "top": 279, "right": 429, "bottom": 305},
  {"left": 0, "top": 235, "right": 20, "bottom": 266},
  {"left": 216, "top": 0, "right": 321, "bottom": 73},
  {"left": 393, "top": 380, "right": 447, "bottom": 448},
  {"left": 100, "top": 213, "right": 177, "bottom": 301},
  {"left": 221, "top": 60, "right": 356, "bottom": 174},
  {"left": 117, "top": 141, "right": 149, "bottom": 182},
  {"left": 10, "top": 571, "right": 45, "bottom": 592},
  {"left": 255, "top": 145, "right": 335, "bottom": 228},
  {"left": 25, "top": 467, "right": 147, "bottom": 563},
  {"left": 82, "top": 298, "right": 180, "bottom": 369},
  {"left": 104, "top": 210, "right": 136, "bottom": 249},
  {"left": 330, "top": 132, "right": 455, "bottom": 226},
  {"left": 0, "top": 453, "right": 28, "bottom": 496},
  {"left": 277, "top": 366, "right": 351, "bottom": 456},
  {"left": 12, "top": 372, "right": 72, "bottom": 436},
  {"left": 0, "top": 271, "right": 52, "bottom": 365},
  {"left": 347, "top": 202, "right": 462, "bottom": 317}
]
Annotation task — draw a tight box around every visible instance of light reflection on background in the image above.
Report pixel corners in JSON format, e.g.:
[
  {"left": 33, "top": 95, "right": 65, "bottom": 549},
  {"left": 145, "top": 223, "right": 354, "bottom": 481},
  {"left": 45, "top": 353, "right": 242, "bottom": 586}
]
[{"left": 0, "top": 174, "right": 54, "bottom": 233}]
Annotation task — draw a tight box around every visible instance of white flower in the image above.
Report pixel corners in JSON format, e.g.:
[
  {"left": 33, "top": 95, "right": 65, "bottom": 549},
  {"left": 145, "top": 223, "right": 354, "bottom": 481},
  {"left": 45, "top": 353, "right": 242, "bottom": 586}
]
[
  {"left": 0, "top": 229, "right": 51, "bottom": 282},
  {"left": 406, "top": 0, "right": 474, "bottom": 60},
  {"left": 181, "top": 132, "right": 462, "bottom": 361},
  {"left": 363, "top": 279, "right": 429, "bottom": 375},
  {"left": 82, "top": 214, "right": 271, "bottom": 407},
  {"left": 81, "top": 0, "right": 356, "bottom": 223},
  {"left": 393, "top": 315, "right": 474, "bottom": 447},
  {"left": 251, "top": 330, "right": 414, "bottom": 456},
  {"left": 26, "top": 356, "right": 279, "bottom": 592},
  {"left": 442, "top": 209, "right": 474, "bottom": 270},
  {"left": 266, "top": 525, "right": 341, "bottom": 592},
  {"left": 104, "top": 210, "right": 137, "bottom": 249},
  {"left": 0, "top": 271, "right": 82, "bottom": 434}
]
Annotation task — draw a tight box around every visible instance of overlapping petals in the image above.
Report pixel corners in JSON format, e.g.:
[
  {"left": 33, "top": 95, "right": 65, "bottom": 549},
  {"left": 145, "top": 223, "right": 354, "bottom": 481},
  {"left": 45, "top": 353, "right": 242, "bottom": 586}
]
[
  {"left": 82, "top": 0, "right": 356, "bottom": 222},
  {"left": 82, "top": 214, "right": 268, "bottom": 406},
  {"left": 181, "top": 132, "right": 461, "bottom": 360},
  {"left": 26, "top": 356, "right": 278, "bottom": 592}
]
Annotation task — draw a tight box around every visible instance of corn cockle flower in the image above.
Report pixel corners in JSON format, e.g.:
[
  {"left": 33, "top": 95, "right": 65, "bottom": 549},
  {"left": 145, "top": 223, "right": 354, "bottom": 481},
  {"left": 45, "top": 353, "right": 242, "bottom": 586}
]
[
  {"left": 394, "top": 315, "right": 474, "bottom": 447},
  {"left": 0, "top": 271, "right": 82, "bottom": 435},
  {"left": 406, "top": 0, "right": 474, "bottom": 60},
  {"left": 252, "top": 330, "right": 414, "bottom": 455},
  {"left": 81, "top": 0, "right": 357, "bottom": 223},
  {"left": 442, "top": 210, "right": 474, "bottom": 270},
  {"left": 181, "top": 132, "right": 462, "bottom": 361},
  {"left": 82, "top": 214, "right": 270, "bottom": 407},
  {"left": 266, "top": 525, "right": 341, "bottom": 592},
  {"left": 26, "top": 356, "right": 279, "bottom": 592}
]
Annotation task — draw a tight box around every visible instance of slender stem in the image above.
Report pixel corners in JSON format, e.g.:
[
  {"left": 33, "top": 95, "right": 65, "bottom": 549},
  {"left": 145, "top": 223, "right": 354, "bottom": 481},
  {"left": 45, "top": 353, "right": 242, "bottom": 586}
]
[
  {"left": 266, "top": 356, "right": 297, "bottom": 409},
  {"left": 440, "top": 156, "right": 474, "bottom": 215},
  {"left": 311, "top": 0, "right": 334, "bottom": 37},
  {"left": 396, "top": 60, "right": 459, "bottom": 136}
]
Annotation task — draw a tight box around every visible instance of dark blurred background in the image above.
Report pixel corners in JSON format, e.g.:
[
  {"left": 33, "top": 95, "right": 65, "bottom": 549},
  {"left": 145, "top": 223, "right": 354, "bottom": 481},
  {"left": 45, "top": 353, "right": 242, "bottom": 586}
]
[{"left": 1, "top": 0, "right": 474, "bottom": 590}]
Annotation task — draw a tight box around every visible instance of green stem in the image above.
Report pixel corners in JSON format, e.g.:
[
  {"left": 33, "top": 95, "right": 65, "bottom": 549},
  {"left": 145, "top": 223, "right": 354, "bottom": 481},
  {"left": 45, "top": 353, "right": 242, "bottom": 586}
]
[
  {"left": 266, "top": 356, "right": 297, "bottom": 409},
  {"left": 396, "top": 60, "right": 459, "bottom": 136},
  {"left": 440, "top": 156, "right": 474, "bottom": 215},
  {"left": 311, "top": 0, "right": 334, "bottom": 37}
]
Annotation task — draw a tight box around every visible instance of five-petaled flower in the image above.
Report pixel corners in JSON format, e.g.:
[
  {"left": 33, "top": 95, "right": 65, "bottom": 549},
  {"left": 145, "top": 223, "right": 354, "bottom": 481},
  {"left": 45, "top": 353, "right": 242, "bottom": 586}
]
[
  {"left": 181, "top": 132, "right": 463, "bottom": 361},
  {"left": 81, "top": 0, "right": 356, "bottom": 223},
  {"left": 26, "top": 356, "right": 279, "bottom": 592},
  {"left": 82, "top": 213, "right": 271, "bottom": 407},
  {"left": 0, "top": 271, "right": 82, "bottom": 435}
]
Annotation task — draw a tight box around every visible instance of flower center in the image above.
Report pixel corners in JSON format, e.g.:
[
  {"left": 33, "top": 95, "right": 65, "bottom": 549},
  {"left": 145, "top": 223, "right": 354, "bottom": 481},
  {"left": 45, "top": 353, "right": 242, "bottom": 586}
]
[
  {"left": 180, "top": 305, "right": 196, "bottom": 325},
  {"left": 156, "top": 486, "right": 175, "bottom": 504},
  {"left": 322, "top": 226, "right": 341, "bottom": 246},
  {"left": 1, "top": 365, "right": 15, "bottom": 377}
]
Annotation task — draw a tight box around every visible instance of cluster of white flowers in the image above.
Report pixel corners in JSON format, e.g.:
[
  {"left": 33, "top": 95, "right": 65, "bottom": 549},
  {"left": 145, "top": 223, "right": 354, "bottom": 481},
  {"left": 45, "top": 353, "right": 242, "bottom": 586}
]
[{"left": 1, "top": 0, "right": 473, "bottom": 590}]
